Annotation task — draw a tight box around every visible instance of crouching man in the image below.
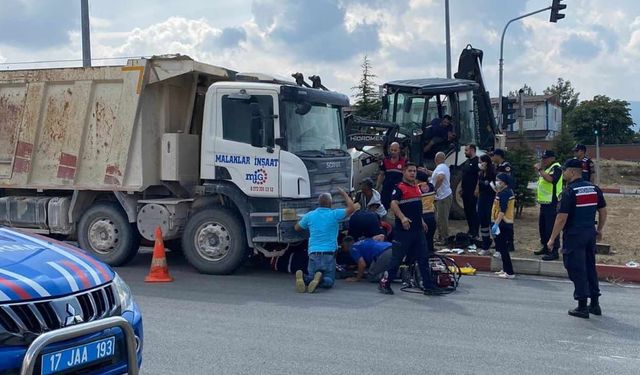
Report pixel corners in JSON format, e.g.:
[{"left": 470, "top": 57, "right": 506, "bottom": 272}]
[
  {"left": 294, "top": 188, "right": 356, "bottom": 293},
  {"left": 340, "top": 235, "right": 393, "bottom": 282}
]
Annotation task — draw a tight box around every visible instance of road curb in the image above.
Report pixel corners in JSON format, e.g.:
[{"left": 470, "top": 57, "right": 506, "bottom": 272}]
[
  {"left": 600, "top": 187, "right": 640, "bottom": 195},
  {"left": 447, "top": 254, "right": 640, "bottom": 283}
]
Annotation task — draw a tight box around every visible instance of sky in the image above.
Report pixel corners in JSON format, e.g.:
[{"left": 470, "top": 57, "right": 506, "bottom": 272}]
[{"left": 0, "top": 0, "right": 638, "bottom": 127}]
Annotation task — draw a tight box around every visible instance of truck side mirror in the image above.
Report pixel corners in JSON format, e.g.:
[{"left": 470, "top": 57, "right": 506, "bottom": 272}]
[{"left": 250, "top": 103, "right": 265, "bottom": 148}]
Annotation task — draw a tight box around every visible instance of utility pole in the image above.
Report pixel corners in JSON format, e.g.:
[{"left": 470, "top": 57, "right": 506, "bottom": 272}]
[
  {"left": 445, "top": 0, "right": 452, "bottom": 78},
  {"left": 498, "top": 1, "right": 566, "bottom": 128},
  {"left": 595, "top": 120, "right": 601, "bottom": 186},
  {"left": 81, "top": 0, "right": 92, "bottom": 68}
]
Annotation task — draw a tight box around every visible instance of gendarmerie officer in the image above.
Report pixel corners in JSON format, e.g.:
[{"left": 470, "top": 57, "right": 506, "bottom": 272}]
[
  {"left": 378, "top": 163, "right": 442, "bottom": 296},
  {"left": 573, "top": 144, "right": 595, "bottom": 183},
  {"left": 547, "top": 159, "right": 607, "bottom": 319},
  {"left": 491, "top": 149, "right": 513, "bottom": 179}
]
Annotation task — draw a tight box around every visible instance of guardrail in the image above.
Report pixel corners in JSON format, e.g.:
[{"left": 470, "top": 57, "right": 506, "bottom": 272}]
[{"left": 20, "top": 316, "right": 139, "bottom": 375}]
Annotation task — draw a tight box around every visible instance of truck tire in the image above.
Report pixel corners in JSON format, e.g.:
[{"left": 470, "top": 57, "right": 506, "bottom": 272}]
[
  {"left": 182, "top": 207, "right": 248, "bottom": 275},
  {"left": 77, "top": 202, "right": 140, "bottom": 266},
  {"left": 450, "top": 170, "right": 465, "bottom": 220}
]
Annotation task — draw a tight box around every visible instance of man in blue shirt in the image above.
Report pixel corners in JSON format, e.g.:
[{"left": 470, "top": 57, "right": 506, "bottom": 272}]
[
  {"left": 340, "top": 236, "right": 393, "bottom": 282},
  {"left": 295, "top": 188, "right": 356, "bottom": 293}
]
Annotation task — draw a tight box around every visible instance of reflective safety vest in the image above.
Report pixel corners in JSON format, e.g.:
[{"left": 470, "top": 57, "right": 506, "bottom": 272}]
[{"left": 536, "top": 162, "right": 563, "bottom": 204}]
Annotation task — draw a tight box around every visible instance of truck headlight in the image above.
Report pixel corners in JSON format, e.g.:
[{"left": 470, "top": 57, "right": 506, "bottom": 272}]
[
  {"left": 281, "top": 208, "right": 310, "bottom": 221},
  {"left": 112, "top": 274, "right": 134, "bottom": 312}
]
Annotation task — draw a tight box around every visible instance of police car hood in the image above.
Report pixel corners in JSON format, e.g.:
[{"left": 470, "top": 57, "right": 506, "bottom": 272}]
[{"left": 0, "top": 227, "right": 114, "bottom": 303}]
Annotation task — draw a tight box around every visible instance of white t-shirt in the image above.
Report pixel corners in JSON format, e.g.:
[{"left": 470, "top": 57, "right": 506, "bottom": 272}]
[
  {"left": 358, "top": 189, "right": 387, "bottom": 218},
  {"left": 430, "top": 163, "right": 452, "bottom": 200}
]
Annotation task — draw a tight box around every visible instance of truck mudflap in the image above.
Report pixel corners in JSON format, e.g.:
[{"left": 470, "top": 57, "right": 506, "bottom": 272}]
[{"left": 20, "top": 316, "right": 139, "bottom": 375}]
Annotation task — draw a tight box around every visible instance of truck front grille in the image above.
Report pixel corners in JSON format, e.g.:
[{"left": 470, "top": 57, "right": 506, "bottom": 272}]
[{"left": 0, "top": 283, "right": 118, "bottom": 346}]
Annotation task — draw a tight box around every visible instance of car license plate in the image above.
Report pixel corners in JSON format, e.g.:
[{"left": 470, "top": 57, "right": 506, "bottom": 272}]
[{"left": 41, "top": 336, "right": 116, "bottom": 375}]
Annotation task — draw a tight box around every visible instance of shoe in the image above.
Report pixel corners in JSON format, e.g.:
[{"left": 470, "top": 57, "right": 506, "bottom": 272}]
[
  {"left": 541, "top": 253, "right": 559, "bottom": 261},
  {"left": 424, "top": 288, "right": 445, "bottom": 296},
  {"left": 477, "top": 250, "right": 489, "bottom": 256},
  {"left": 307, "top": 272, "right": 322, "bottom": 293},
  {"left": 494, "top": 270, "right": 505, "bottom": 275},
  {"left": 497, "top": 273, "right": 515, "bottom": 279},
  {"left": 295, "top": 270, "right": 306, "bottom": 293},
  {"left": 534, "top": 248, "right": 549, "bottom": 256},
  {"left": 493, "top": 252, "right": 501, "bottom": 259},
  {"left": 568, "top": 307, "right": 590, "bottom": 319},
  {"left": 589, "top": 304, "right": 602, "bottom": 316},
  {"left": 378, "top": 275, "right": 394, "bottom": 295}
]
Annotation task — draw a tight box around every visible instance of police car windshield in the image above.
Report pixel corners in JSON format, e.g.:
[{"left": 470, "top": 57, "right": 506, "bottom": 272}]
[{"left": 282, "top": 102, "right": 347, "bottom": 155}]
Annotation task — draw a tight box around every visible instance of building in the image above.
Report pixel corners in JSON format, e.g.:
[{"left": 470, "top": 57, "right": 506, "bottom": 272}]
[{"left": 491, "top": 95, "right": 562, "bottom": 141}]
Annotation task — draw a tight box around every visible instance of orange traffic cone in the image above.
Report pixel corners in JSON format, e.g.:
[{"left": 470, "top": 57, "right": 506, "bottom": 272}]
[{"left": 145, "top": 227, "right": 173, "bottom": 282}]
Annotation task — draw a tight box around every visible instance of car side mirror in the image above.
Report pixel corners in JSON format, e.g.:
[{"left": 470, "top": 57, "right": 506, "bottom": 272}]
[{"left": 250, "top": 103, "right": 265, "bottom": 148}]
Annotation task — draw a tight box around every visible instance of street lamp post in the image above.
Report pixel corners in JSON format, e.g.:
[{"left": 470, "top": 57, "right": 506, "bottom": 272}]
[
  {"left": 497, "top": 6, "right": 551, "bottom": 128},
  {"left": 445, "top": 0, "right": 452, "bottom": 79}
]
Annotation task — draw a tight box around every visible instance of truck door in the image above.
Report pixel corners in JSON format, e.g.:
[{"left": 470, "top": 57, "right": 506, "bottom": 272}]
[{"left": 212, "top": 89, "right": 280, "bottom": 198}]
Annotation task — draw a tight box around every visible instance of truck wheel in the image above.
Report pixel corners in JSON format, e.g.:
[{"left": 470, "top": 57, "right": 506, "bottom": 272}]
[
  {"left": 77, "top": 202, "right": 140, "bottom": 266},
  {"left": 182, "top": 207, "right": 247, "bottom": 275},
  {"left": 450, "top": 170, "right": 466, "bottom": 220}
]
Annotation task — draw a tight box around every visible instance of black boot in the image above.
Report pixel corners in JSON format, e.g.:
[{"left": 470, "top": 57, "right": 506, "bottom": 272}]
[
  {"left": 542, "top": 251, "right": 559, "bottom": 261},
  {"left": 568, "top": 300, "right": 589, "bottom": 319},
  {"left": 378, "top": 273, "right": 394, "bottom": 295},
  {"left": 589, "top": 296, "right": 602, "bottom": 316},
  {"left": 534, "top": 248, "right": 549, "bottom": 255}
]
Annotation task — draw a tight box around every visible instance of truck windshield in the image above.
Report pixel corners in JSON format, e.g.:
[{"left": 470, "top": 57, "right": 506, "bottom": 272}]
[{"left": 282, "top": 102, "right": 347, "bottom": 155}]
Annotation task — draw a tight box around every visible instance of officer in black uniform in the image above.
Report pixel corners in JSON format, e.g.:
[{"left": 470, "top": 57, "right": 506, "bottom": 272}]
[
  {"left": 547, "top": 159, "right": 607, "bottom": 319},
  {"left": 573, "top": 144, "right": 595, "bottom": 183},
  {"left": 491, "top": 149, "right": 513, "bottom": 179}
]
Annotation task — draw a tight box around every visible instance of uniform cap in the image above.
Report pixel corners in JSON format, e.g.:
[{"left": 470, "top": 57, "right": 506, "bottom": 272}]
[
  {"left": 563, "top": 158, "right": 583, "bottom": 169},
  {"left": 491, "top": 148, "right": 506, "bottom": 158},
  {"left": 573, "top": 144, "right": 587, "bottom": 152},
  {"left": 496, "top": 173, "right": 512, "bottom": 185},
  {"left": 541, "top": 150, "right": 555, "bottom": 159}
]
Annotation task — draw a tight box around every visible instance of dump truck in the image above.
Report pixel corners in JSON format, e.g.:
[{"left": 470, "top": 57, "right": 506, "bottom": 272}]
[{"left": 0, "top": 55, "right": 352, "bottom": 274}]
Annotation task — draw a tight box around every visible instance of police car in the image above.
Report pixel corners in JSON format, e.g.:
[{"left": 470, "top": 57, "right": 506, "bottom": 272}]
[{"left": 0, "top": 226, "right": 143, "bottom": 374}]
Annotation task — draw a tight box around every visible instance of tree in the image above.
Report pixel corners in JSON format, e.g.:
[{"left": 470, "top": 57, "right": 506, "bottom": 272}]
[
  {"left": 565, "top": 95, "right": 635, "bottom": 145},
  {"left": 507, "top": 139, "right": 537, "bottom": 217},
  {"left": 508, "top": 83, "right": 536, "bottom": 97},
  {"left": 544, "top": 78, "right": 579, "bottom": 117},
  {"left": 552, "top": 122, "right": 576, "bottom": 163},
  {"left": 352, "top": 55, "right": 381, "bottom": 119}
]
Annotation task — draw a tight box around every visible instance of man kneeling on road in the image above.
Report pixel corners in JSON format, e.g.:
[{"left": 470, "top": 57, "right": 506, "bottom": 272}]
[
  {"left": 340, "top": 235, "right": 392, "bottom": 282},
  {"left": 294, "top": 188, "right": 356, "bottom": 293}
]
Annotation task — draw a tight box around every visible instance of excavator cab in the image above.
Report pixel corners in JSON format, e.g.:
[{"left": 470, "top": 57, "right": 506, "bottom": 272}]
[{"left": 380, "top": 78, "right": 479, "bottom": 168}]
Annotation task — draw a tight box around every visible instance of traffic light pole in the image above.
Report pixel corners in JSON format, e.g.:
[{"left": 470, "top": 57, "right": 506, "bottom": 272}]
[{"left": 498, "top": 6, "right": 551, "bottom": 128}]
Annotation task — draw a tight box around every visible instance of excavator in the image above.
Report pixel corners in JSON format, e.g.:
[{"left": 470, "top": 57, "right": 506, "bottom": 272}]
[{"left": 346, "top": 45, "right": 505, "bottom": 219}]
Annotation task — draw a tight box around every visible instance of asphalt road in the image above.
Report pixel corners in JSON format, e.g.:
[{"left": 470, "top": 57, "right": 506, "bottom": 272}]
[{"left": 115, "top": 250, "right": 640, "bottom": 375}]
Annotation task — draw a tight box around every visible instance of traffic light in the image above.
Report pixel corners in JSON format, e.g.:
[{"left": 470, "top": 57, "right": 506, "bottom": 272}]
[
  {"left": 550, "top": 0, "right": 566, "bottom": 23},
  {"left": 501, "top": 96, "right": 517, "bottom": 130}
]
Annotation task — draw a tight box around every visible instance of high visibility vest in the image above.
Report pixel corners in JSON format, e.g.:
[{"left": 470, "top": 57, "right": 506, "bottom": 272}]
[{"left": 536, "top": 162, "right": 563, "bottom": 204}]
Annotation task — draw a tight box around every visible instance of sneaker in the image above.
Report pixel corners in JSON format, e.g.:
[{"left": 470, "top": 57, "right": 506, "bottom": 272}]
[
  {"left": 468, "top": 244, "right": 477, "bottom": 251},
  {"left": 497, "top": 273, "right": 515, "bottom": 279},
  {"left": 568, "top": 307, "right": 590, "bottom": 319},
  {"left": 493, "top": 251, "right": 502, "bottom": 259},
  {"left": 378, "top": 274, "right": 394, "bottom": 295},
  {"left": 477, "top": 250, "right": 489, "bottom": 256},
  {"left": 307, "top": 271, "right": 323, "bottom": 293},
  {"left": 589, "top": 304, "right": 602, "bottom": 316},
  {"left": 541, "top": 253, "right": 559, "bottom": 261},
  {"left": 494, "top": 270, "right": 505, "bottom": 275},
  {"left": 295, "top": 270, "right": 306, "bottom": 293},
  {"left": 534, "top": 248, "right": 549, "bottom": 256}
]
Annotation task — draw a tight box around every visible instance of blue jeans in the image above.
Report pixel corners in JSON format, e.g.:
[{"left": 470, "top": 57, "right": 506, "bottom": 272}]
[{"left": 305, "top": 253, "right": 336, "bottom": 288}]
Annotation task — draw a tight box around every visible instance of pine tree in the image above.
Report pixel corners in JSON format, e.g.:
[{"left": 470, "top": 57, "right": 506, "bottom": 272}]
[
  {"left": 552, "top": 122, "right": 576, "bottom": 164},
  {"left": 508, "top": 139, "right": 537, "bottom": 217},
  {"left": 352, "top": 55, "right": 381, "bottom": 119}
]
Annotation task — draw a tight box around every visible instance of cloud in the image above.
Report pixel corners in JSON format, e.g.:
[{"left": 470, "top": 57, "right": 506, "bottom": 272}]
[
  {"left": 561, "top": 34, "right": 601, "bottom": 61},
  {"left": 254, "top": 0, "right": 381, "bottom": 62},
  {"left": 0, "top": 0, "right": 78, "bottom": 48}
]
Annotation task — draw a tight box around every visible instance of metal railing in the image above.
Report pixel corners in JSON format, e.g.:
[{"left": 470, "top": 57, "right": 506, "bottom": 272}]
[{"left": 20, "top": 316, "right": 139, "bottom": 375}]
